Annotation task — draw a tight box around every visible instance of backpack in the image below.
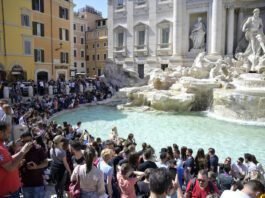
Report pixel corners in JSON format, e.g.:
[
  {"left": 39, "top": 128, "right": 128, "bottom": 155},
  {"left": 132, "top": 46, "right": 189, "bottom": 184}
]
[{"left": 186, "top": 178, "right": 215, "bottom": 198}]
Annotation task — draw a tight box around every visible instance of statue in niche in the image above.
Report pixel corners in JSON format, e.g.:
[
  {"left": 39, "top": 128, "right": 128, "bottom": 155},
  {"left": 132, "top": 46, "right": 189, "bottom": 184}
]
[
  {"left": 242, "top": 8, "right": 265, "bottom": 71},
  {"left": 190, "top": 17, "right": 206, "bottom": 51}
]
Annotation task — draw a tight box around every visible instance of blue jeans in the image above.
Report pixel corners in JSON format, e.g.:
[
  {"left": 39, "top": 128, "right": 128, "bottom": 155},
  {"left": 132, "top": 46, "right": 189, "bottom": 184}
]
[
  {"left": 81, "top": 191, "right": 98, "bottom": 198},
  {"left": 22, "top": 186, "right": 45, "bottom": 198}
]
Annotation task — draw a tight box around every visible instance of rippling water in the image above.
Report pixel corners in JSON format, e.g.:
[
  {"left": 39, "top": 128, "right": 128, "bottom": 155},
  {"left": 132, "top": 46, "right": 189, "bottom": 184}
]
[{"left": 53, "top": 105, "right": 265, "bottom": 165}]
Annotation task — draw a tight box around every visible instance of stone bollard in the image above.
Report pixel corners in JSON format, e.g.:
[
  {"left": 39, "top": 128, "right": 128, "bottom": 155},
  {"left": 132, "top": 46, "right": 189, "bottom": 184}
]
[
  {"left": 3, "top": 86, "right": 9, "bottom": 99},
  {"left": 28, "top": 86, "right": 33, "bottom": 97},
  {"left": 80, "top": 84, "right": 84, "bottom": 93},
  {"left": 66, "top": 85, "right": 70, "bottom": 95},
  {"left": 49, "top": 85, "right": 53, "bottom": 96}
]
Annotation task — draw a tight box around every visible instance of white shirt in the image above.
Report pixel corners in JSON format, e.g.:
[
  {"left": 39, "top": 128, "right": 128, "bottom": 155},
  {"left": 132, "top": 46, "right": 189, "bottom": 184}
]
[
  {"left": 232, "top": 163, "right": 247, "bottom": 178},
  {"left": 245, "top": 162, "right": 257, "bottom": 173},
  {"left": 221, "top": 190, "right": 251, "bottom": 198}
]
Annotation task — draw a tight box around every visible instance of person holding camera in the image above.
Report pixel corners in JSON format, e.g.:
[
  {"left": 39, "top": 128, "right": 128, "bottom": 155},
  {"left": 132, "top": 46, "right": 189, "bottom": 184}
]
[
  {"left": 0, "top": 121, "right": 33, "bottom": 197},
  {"left": 19, "top": 132, "right": 48, "bottom": 198}
]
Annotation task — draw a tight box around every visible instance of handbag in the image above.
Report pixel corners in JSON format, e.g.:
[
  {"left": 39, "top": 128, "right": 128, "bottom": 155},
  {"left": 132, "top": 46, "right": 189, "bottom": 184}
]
[{"left": 69, "top": 166, "right": 81, "bottom": 198}]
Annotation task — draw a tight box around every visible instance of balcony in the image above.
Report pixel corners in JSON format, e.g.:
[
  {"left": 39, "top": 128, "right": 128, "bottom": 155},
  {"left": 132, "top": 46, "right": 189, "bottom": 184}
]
[
  {"left": 157, "top": 43, "right": 172, "bottom": 56},
  {"left": 114, "top": 46, "right": 127, "bottom": 57},
  {"left": 134, "top": 45, "right": 148, "bottom": 57}
]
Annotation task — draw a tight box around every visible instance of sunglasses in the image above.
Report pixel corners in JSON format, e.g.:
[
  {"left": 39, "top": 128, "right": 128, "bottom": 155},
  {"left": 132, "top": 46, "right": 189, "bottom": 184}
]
[{"left": 198, "top": 179, "right": 206, "bottom": 183}]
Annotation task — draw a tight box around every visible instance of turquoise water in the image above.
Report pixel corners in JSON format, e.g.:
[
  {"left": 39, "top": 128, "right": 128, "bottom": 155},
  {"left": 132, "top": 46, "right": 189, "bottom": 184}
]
[{"left": 53, "top": 106, "right": 265, "bottom": 165}]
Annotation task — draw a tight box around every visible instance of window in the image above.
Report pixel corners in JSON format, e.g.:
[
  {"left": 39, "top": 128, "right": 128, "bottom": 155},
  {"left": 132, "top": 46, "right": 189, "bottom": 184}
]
[
  {"left": 73, "top": 24, "right": 76, "bottom": 30},
  {"left": 32, "top": 22, "right": 44, "bottom": 36},
  {"left": 60, "top": 52, "right": 69, "bottom": 63},
  {"left": 24, "top": 39, "right": 32, "bottom": 55},
  {"left": 97, "top": 21, "right": 101, "bottom": 27},
  {"left": 93, "top": 44, "right": 95, "bottom": 48},
  {"left": 102, "top": 20, "right": 106, "bottom": 26},
  {"left": 74, "top": 62, "right": 77, "bottom": 67},
  {"left": 74, "top": 37, "right": 76, "bottom": 43},
  {"left": 97, "top": 54, "right": 100, "bottom": 60},
  {"left": 138, "top": 64, "right": 144, "bottom": 79},
  {"left": 32, "top": 0, "right": 44, "bottom": 12},
  {"left": 86, "top": 55, "right": 89, "bottom": 61},
  {"left": 34, "top": 49, "right": 44, "bottom": 62},
  {"left": 81, "top": 51, "right": 84, "bottom": 58},
  {"left": 138, "top": 30, "right": 145, "bottom": 47},
  {"left": 118, "top": 32, "right": 124, "bottom": 48},
  {"left": 59, "top": 7, "right": 69, "bottom": 20},
  {"left": 97, "top": 43, "right": 99, "bottom": 48},
  {"left": 21, "top": 14, "right": 30, "bottom": 27},
  {"left": 136, "top": 0, "right": 146, "bottom": 5},
  {"left": 81, "top": 38, "right": 84, "bottom": 44},
  {"left": 81, "top": 25, "right": 84, "bottom": 32},
  {"left": 74, "top": 50, "right": 77, "bottom": 57},
  {"left": 104, "top": 42, "right": 107, "bottom": 47},
  {"left": 161, "top": 64, "right": 168, "bottom": 71},
  {"left": 81, "top": 63, "right": 84, "bottom": 68},
  {"left": 161, "top": 27, "right": 170, "bottom": 48},
  {"left": 117, "top": 0, "right": 124, "bottom": 9},
  {"left": 98, "top": 69, "right": 101, "bottom": 76},
  {"left": 93, "top": 55, "right": 95, "bottom": 60},
  {"left": 104, "top": 54, "right": 107, "bottom": 60},
  {"left": 59, "top": 28, "right": 69, "bottom": 41}
]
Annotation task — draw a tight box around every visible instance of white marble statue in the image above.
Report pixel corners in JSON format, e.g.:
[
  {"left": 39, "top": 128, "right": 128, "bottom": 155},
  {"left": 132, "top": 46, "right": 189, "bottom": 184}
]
[
  {"left": 242, "top": 8, "right": 265, "bottom": 56},
  {"left": 190, "top": 17, "right": 206, "bottom": 50},
  {"left": 242, "top": 8, "right": 265, "bottom": 71}
]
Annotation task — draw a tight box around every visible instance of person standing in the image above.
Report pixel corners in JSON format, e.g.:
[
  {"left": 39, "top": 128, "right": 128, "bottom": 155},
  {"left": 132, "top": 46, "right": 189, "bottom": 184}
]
[
  {"left": 19, "top": 132, "right": 48, "bottom": 198},
  {"left": 0, "top": 121, "right": 32, "bottom": 197}
]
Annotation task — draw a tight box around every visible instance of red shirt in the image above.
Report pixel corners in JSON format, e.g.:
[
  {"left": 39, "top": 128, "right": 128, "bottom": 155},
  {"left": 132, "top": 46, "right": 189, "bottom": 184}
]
[
  {"left": 186, "top": 179, "right": 219, "bottom": 198},
  {"left": 0, "top": 142, "right": 21, "bottom": 196}
]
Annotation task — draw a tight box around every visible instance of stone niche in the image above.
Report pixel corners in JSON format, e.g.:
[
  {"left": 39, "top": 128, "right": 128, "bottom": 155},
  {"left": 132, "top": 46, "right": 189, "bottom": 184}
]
[{"left": 188, "top": 12, "right": 208, "bottom": 55}]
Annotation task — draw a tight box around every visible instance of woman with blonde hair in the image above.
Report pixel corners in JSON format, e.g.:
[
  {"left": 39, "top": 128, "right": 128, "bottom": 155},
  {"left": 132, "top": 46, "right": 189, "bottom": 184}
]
[{"left": 98, "top": 148, "right": 114, "bottom": 197}]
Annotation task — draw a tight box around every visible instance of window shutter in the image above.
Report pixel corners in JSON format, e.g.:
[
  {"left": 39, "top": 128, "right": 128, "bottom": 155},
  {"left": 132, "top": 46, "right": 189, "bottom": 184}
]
[
  {"left": 34, "top": 49, "right": 38, "bottom": 62},
  {"left": 66, "top": 29, "right": 69, "bottom": 41},
  {"left": 32, "top": 0, "right": 35, "bottom": 10},
  {"left": 59, "top": 28, "right": 62, "bottom": 40},
  {"left": 41, "top": 23, "right": 44, "bottom": 37},
  {"left": 41, "top": 50, "right": 44, "bottom": 62},
  {"left": 59, "top": 7, "right": 62, "bottom": 18},
  {"left": 33, "top": 22, "right": 37, "bottom": 35},
  {"left": 60, "top": 52, "right": 63, "bottom": 63},
  {"left": 65, "top": 9, "right": 69, "bottom": 20},
  {"left": 40, "top": 0, "right": 44, "bottom": 12},
  {"left": 66, "top": 53, "right": 69, "bottom": 63},
  {"left": 21, "top": 15, "right": 24, "bottom": 26}
]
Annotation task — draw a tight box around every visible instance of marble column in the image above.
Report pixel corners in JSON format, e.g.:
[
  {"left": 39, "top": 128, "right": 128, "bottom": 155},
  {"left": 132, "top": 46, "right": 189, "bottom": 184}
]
[
  {"left": 210, "top": 0, "right": 223, "bottom": 55},
  {"left": 227, "top": 7, "right": 235, "bottom": 56},
  {"left": 173, "top": 0, "right": 184, "bottom": 58}
]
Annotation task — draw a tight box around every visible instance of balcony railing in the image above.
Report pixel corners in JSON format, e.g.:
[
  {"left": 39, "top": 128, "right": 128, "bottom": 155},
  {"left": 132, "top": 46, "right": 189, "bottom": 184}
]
[
  {"left": 157, "top": 43, "right": 172, "bottom": 55},
  {"left": 134, "top": 45, "right": 148, "bottom": 56},
  {"left": 114, "top": 46, "right": 127, "bottom": 57}
]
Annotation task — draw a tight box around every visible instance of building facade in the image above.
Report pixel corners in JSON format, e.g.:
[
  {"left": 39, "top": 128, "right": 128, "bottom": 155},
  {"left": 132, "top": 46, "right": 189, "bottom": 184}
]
[
  {"left": 86, "top": 18, "right": 108, "bottom": 77},
  {"left": 72, "top": 6, "right": 102, "bottom": 76},
  {"left": 0, "top": 0, "right": 34, "bottom": 81},
  {"left": 0, "top": 0, "right": 74, "bottom": 82},
  {"left": 108, "top": 0, "right": 265, "bottom": 78},
  {"left": 33, "top": 0, "right": 74, "bottom": 81}
]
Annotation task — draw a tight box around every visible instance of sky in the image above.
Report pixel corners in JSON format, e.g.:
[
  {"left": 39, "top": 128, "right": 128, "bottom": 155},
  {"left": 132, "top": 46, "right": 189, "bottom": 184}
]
[{"left": 74, "top": 0, "right": 108, "bottom": 18}]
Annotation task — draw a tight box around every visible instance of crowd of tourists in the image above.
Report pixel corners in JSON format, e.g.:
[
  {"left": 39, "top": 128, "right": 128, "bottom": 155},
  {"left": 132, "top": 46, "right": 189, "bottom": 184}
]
[
  {"left": 0, "top": 77, "right": 115, "bottom": 102},
  {"left": 0, "top": 90, "right": 265, "bottom": 198}
]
